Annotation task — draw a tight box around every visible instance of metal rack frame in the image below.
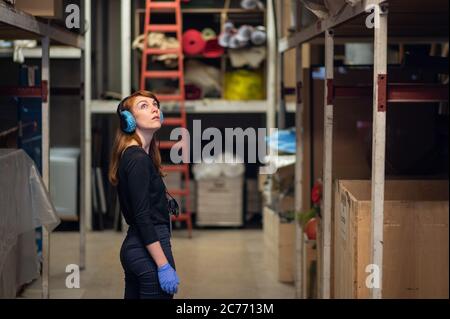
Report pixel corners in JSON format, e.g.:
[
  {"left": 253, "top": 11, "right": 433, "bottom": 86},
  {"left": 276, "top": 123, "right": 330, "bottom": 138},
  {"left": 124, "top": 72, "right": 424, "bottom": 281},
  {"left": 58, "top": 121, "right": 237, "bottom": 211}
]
[
  {"left": 277, "top": 0, "right": 449, "bottom": 299},
  {"left": 0, "top": 1, "right": 85, "bottom": 299}
]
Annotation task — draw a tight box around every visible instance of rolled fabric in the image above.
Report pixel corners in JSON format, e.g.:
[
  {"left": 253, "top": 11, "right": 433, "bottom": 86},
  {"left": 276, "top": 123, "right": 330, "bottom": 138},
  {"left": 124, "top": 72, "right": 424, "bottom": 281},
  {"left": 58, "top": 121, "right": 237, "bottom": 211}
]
[
  {"left": 182, "top": 29, "right": 206, "bottom": 55},
  {"left": 237, "top": 25, "right": 253, "bottom": 41},
  {"left": 201, "top": 28, "right": 217, "bottom": 41},
  {"left": 250, "top": 26, "right": 267, "bottom": 46},
  {"left": 218, "top": 32, "right": 232, "bottom": 48},
  {"left": 241, "top": 0, "right": 265, "bottom": 10},
  {"left": 203, "top": 38, "right": 225, "bottom": 58},
  {"left": 229, "top": 34, "right": 243, "bottom": 49},
  {"left": 223, "top": 21, "right": 235, "bottom": 33}
]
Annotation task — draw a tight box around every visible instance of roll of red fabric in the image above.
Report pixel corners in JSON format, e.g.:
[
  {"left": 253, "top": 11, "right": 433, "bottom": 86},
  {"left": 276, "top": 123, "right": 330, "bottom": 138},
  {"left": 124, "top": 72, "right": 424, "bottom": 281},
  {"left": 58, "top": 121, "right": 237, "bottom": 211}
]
[
  {"left": 203, "top": 38, "right": 224, "bottom": 58},
  {"left": 182, "top": 29, "right": 206, "bottom": 56}
]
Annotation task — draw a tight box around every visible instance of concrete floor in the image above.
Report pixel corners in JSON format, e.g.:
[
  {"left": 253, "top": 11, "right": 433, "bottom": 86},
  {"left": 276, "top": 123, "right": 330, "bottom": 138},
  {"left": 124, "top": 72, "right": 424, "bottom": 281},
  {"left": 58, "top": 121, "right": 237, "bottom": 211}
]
[{"left": 20, "top": 229, "right": 295, "bottom": 299}]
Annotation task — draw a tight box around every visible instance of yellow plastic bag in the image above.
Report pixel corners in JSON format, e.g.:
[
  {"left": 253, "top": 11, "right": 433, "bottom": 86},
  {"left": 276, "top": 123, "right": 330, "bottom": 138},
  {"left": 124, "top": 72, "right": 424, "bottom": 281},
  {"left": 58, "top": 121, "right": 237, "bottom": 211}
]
[{"left": 224, "top": 69, "right": 265, "bottom": 100}]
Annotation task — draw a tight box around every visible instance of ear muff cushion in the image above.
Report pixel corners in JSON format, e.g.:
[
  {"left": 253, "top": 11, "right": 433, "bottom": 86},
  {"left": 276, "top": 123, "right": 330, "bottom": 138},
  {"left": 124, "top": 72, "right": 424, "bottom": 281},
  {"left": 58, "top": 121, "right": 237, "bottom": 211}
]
[
  {"left": 159, "top": 110, "right": 164, "bottom": 124},
  {"left": 120, "top": 110, "right": 137, "bottom": 133}
]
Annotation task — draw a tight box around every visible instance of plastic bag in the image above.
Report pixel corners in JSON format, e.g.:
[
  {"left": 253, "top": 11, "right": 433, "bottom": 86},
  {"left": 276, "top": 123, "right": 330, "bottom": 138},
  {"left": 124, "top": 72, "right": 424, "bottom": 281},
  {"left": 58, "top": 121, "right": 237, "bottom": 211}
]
[{"left": 224, "top": 69, "right": 265, "bottom": 100}]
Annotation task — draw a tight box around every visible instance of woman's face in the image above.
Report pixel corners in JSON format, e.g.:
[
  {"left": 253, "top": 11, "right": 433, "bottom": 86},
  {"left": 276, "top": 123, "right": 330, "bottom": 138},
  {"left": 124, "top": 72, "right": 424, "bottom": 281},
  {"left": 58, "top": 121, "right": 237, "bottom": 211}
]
[{"left": 131, "top": 96, "right": 162, "bottom": 132}]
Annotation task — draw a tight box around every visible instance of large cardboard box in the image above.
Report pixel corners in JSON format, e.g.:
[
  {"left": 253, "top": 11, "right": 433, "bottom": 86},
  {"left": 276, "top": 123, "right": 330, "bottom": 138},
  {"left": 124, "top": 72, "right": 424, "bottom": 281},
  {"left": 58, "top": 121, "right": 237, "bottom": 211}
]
[
  {"left": 15, "top": 0, "right": 63, "bottom": 18},
  {"left": 334, "top": 180, "right": 449, "bottom": 299},
  {"left": 263, "top": 207, "right": 295, "bottom": 283},
  {"left": 196, "top": 177, "right": 243, "bottom": 226}
]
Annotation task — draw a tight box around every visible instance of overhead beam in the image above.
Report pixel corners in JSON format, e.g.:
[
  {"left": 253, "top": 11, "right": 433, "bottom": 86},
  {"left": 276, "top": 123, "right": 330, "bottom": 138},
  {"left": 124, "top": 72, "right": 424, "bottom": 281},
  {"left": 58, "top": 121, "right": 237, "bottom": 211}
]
[{"left": 279, "top": 0, "right": 385, "bottom": 52}]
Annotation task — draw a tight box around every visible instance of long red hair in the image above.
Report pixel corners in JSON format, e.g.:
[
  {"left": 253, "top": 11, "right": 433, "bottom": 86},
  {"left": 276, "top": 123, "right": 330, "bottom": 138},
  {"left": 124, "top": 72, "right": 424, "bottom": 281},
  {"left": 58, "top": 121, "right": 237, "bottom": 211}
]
[{"left": 108, "top": 90, "right": 164, "bottom": 186}]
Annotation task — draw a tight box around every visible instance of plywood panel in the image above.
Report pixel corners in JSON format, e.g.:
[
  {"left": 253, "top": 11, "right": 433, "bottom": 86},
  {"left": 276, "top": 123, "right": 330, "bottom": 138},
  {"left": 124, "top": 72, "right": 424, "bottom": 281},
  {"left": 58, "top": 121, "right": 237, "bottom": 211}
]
[{"left": 334, "top": 180, "right": 449, "bottom": 299}]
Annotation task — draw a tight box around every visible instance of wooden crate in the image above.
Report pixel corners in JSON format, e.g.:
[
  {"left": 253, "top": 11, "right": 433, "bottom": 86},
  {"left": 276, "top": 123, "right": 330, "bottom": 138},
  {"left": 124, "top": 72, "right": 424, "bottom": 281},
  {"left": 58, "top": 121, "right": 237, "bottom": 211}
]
[
  {"left": 263, "top": 207, "right": 295, "bottom": 283},
  {"left": 196, "top": 177, "right": 243, "bottom": 226},
  {"left": 334, "top": 180, "right": 449, "bottom": 299}
]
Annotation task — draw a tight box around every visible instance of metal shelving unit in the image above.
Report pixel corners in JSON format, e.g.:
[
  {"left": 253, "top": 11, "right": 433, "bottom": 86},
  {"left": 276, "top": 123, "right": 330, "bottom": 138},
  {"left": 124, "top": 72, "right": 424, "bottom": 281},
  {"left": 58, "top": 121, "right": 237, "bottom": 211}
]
[
  {"left": 0, "top": 1, "right": 85, "bottom": 299},
  {"left": 277, "top": 0, "right": 449, "bottom": 299}
]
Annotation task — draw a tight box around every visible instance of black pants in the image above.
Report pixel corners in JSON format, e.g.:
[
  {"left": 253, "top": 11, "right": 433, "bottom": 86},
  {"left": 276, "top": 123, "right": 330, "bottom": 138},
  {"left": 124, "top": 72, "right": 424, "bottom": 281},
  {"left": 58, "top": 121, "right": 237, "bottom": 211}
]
[{"left": 120, "top": 224, "right": 176, "bottom": 299}]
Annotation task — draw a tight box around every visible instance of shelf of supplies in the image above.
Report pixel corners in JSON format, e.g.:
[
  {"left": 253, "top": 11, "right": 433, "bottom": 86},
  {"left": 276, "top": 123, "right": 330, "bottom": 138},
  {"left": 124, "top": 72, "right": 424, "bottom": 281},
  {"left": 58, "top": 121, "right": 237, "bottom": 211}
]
[{"left": 90, "top": 99, "right": 296, "bottom": 114}]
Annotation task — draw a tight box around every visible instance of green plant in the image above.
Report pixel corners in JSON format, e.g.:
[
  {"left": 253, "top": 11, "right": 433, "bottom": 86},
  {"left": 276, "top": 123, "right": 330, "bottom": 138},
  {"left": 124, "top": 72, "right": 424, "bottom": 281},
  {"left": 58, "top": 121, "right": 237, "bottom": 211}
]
[{"left": 297, "top": 206, "right": 319, "bottom": 228}]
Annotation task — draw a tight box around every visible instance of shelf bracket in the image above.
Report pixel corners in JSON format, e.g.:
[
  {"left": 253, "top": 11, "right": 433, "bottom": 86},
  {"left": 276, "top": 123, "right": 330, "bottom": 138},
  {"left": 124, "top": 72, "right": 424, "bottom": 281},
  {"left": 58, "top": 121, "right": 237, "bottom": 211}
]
[
  {"left": 377, "top": 74, "right": 387, "bottom": 112},
  {"left": 326, "top": 79, "right": 334, "bottom": 105}
]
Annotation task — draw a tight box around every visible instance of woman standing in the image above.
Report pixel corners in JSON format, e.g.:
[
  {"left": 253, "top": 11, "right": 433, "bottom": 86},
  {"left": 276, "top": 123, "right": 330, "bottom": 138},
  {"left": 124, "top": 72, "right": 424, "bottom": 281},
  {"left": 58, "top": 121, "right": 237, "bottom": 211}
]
[{"left": 108, "top": 90, "right": 180, "bottom": 299}]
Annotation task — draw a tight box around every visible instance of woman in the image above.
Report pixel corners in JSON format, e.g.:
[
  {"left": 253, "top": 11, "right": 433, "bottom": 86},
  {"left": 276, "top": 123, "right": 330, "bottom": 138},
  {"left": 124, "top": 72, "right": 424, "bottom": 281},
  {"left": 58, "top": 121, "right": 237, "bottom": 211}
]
[{"left": 108, "top": 90, "right": 180, "bottom": 299}]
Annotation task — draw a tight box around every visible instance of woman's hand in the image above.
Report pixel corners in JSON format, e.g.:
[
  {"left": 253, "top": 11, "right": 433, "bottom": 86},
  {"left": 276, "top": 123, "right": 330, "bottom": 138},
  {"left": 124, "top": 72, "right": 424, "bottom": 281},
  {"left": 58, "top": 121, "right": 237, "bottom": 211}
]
[{"left": 157, "top": 263, "right": 180, "bottom": 294}]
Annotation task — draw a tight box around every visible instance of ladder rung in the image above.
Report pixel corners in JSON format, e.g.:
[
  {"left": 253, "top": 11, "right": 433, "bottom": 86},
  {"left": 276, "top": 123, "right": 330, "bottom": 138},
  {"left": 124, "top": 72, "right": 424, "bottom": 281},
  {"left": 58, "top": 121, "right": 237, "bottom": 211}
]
[
  {"left": 163, "top": 117, "right": 184, "bottom": 126},
  {"left": 145, "top": 48, "right": 180, "bottom": 55},
  {"left": 157, "top": 94, "right": 184, "bottom": 101},
  {"left": 148, "top": 1, "right": 178, "bottom": 11},
  {"left": 146, "top": 24, "right": 178, "bottom": 32},
  {"left": 169, "top": 189, "right": 189, "bottom": 196},
  {"left": 144, "top": 70, "right": 181, "bottom": 79},
  {"left": 162, "top": 164, "right": 189, "bottom": 173},
  {"left": 159, "top": 141, "right": 186, "bottom": 149}
]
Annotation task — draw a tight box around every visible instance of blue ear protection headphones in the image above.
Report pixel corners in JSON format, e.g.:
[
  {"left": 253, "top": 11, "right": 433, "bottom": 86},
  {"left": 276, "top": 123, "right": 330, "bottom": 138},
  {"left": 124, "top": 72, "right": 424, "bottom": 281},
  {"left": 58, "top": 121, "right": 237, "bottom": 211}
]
[{"left": 117, "top": 96, "right": 164, "bottom": 134}]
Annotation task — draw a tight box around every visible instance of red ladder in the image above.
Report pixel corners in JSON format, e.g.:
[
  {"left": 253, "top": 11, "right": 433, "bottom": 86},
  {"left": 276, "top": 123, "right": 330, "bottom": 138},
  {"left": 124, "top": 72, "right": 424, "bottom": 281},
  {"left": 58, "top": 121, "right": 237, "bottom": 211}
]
[{"left": 140, "top": 0, "right": 193, "bottom": 238}]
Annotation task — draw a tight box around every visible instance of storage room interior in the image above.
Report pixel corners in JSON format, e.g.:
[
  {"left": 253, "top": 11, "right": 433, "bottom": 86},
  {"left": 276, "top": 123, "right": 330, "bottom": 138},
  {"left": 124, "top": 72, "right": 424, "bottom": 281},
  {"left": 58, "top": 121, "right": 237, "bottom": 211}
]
[{"left": 0, "top": 0, "right": 448, "bottom": 299}]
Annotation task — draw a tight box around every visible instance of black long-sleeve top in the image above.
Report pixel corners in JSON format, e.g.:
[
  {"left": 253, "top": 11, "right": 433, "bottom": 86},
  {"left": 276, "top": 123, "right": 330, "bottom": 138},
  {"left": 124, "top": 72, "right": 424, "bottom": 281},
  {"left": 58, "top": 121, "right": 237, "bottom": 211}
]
[{"left": 117, "top": 145, "right": 169, "bottom": 245}]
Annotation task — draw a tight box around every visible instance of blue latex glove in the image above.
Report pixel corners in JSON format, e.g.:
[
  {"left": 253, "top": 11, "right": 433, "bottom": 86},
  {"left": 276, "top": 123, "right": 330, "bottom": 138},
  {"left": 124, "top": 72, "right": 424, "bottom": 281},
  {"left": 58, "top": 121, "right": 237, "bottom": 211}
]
[{"left": 158, "top": 263, "right": 180, "bottom": 294}]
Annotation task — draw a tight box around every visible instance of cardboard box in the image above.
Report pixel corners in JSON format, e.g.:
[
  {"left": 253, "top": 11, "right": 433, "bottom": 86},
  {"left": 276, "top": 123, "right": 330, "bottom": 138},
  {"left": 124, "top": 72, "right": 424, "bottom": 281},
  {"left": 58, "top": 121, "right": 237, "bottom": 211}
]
[
  {"left": 263, "top": 207, "right": 295, "bottom": 283},
  {"left": 334, "top": 180, "right": 449, "bottom": 299},
  {"left": 196, "top": 177, "right": 243, "bottom": 226},
  {"left": 15, "top": 0, "right": 63, "bottom": 18}
]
